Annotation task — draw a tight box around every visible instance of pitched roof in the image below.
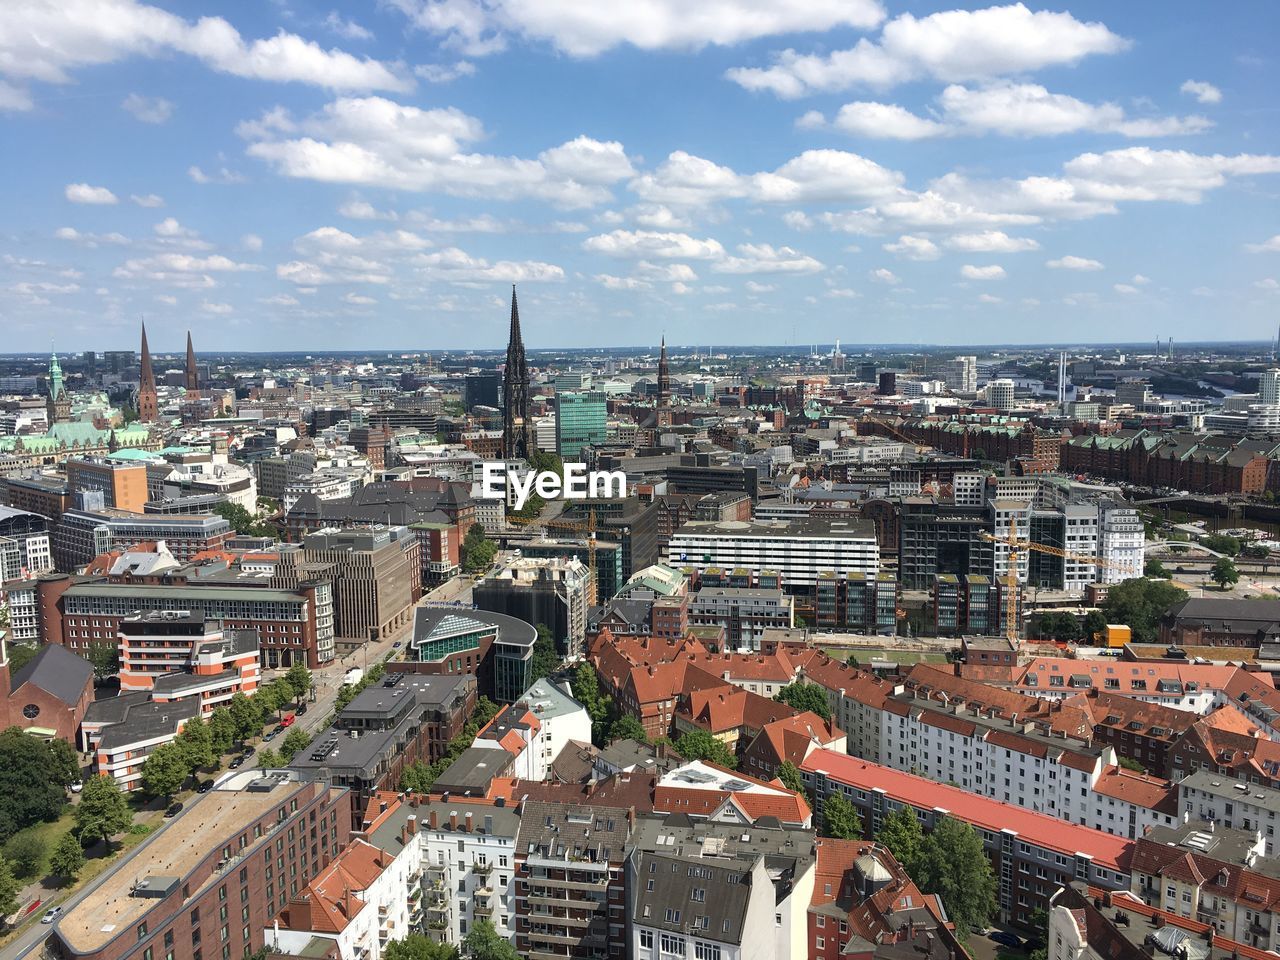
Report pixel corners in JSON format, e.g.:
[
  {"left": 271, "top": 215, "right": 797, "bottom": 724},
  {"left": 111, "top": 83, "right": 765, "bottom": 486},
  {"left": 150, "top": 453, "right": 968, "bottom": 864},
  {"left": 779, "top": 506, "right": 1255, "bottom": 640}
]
[{"left": 9, "top": 643, "right": 93, "bottom": 705}]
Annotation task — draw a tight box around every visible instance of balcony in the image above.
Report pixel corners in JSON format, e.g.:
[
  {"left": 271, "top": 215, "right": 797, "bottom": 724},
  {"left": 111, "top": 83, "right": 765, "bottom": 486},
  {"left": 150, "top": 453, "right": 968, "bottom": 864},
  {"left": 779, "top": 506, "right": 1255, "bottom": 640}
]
[{"left": 473, "top": 859, "right": 494, "bottom": 876}]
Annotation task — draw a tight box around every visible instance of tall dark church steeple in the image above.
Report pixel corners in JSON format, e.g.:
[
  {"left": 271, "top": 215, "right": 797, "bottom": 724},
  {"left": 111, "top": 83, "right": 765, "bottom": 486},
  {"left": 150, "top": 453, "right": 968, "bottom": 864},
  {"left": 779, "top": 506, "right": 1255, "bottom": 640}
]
[
  {"left": 655, "top": 336, "right": 673, "bottom": 428},
  {"left": 184, "top": 330, "right": 200, "bottom": 397},
  {"left": 502, "top": 286, "right": 532, "bottom": 460},
  {"left": 137, "top": 321, "right": 158, "bottom": 423}
]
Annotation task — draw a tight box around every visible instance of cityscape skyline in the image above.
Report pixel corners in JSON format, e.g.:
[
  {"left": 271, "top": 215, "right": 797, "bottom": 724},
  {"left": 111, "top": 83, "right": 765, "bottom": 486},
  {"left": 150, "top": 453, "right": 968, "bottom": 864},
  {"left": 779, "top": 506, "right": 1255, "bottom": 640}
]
[{"left": 3, "top": 2, "right": 1279, "bottom": 351}]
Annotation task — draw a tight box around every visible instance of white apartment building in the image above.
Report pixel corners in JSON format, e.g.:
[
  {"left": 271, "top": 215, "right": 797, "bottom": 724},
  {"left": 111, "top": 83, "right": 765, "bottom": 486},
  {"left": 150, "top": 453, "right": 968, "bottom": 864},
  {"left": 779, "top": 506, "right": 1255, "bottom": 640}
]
[
  {"left": 991, "top": 499, "right": 1032, "bottom": 584},
  {"left": 667, "top": 518, "right": 879, "bottom": 589},
  {"left": 520, "top": 678, "right": 592, "bottom": 775},
  {"left": 1097, "top": 500, "right": 1144, "bottom": 583},
  {"left": 877, "top": 698, "right": 1177, "bottom": 839},
  {"left": 282, "top": 468, "right": 366, "bottom": 510},
  {"left": 0, "top": 531, "right": 51, "bottom": 581},
  {"left": 943, "top": 355, "right": 978, "bottom": 393},
  {"left": 1179, "top": 771, "right": 1280, "bottom": 856},
  {"left": 988, "top": 378, "right": 1016, "bottom": 410}
]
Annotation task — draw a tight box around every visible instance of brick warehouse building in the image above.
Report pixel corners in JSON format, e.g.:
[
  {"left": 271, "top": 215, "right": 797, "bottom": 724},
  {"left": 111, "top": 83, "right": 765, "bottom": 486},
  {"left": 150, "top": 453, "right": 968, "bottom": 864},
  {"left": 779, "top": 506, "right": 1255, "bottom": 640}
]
[{"left": 46, "top": 771, "right": 351, "bottom": 960}]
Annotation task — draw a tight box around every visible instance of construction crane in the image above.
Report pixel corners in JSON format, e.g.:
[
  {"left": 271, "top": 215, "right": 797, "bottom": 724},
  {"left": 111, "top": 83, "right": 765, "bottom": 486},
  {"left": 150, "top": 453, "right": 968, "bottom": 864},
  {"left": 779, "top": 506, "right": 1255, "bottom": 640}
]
[
  {"left": 506, "top": 509, "right": 600, "bottom": 605},
  {"left": 980, "top": 517, "right": 1135, "bottom": 644}
]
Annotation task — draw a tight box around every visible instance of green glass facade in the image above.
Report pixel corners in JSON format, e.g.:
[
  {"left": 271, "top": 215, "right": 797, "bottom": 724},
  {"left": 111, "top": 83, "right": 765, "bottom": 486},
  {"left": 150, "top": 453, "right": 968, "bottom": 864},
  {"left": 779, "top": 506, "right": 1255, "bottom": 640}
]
[{"left": 555, "top": 390, "right": 607, "bottom": 457}]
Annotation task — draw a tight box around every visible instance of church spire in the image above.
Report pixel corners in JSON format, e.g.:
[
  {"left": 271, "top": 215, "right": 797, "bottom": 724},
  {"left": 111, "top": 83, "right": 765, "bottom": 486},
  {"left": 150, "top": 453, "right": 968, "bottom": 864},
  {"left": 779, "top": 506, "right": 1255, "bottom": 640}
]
[
  {"left": 184, "top": 330, "right": 200, "bottom": 396},
  {"left": 501, "top": 285, "right": 532, "bottom": 460},
  {"left": 137, "top": 321, "right": 158, "bottom": 423}
]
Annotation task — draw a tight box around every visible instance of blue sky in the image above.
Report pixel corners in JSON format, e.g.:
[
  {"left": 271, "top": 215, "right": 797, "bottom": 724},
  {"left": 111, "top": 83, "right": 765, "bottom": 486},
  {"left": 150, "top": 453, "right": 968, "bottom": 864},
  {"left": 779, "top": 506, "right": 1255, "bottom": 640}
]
[{"left": 2, "top": 0, "right": 1279, "bottom": 352}]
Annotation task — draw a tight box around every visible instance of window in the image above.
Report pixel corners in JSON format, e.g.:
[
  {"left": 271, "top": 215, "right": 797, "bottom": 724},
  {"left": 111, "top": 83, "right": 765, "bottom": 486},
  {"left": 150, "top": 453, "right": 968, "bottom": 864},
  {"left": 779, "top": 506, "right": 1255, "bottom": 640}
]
[
  {"left": 640, "top": 931, "right": 653, "bottom": 948},
  {"left": 695, "top": 944, "right": 721, "bottom": 960},
  {"left": 660, "top": 933, "right": 686, "bottom": 955}
]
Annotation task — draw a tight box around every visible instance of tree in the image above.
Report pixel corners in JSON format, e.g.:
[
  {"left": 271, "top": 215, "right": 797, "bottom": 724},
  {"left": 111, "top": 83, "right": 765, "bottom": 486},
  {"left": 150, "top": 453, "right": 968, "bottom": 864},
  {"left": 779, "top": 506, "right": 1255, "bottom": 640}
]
[
  {"left": 674, "top": 730, "right": 737, "bottom": 769},
  {"left": 776, "top": 761, "right": 806, "bottom": 796},
  {"left": 1101, "top": 578, "right": 1188, "bottom": 643},
  {"left": 257, "top": 748, "right": 283, "bottom": 768},
  {"left": 46, "top": 738, "right": 82, "bottom": 788},
  {"left": 6, "top": 643, "right": 39, "bottom": 674},
  {"left": 570, "top": 662, "right": 615, "bottom": 745},
  {"left": 607, "top": 715, "right": 648, "bottom": 745},
  {"left": 177, "top": 716, "right": 217, "bottom": 771},
  {"left": 472, "top": 697, "right": 500, "bottom": 730},
  {"left": 875, "top": 805, "right": 925, "bottom": 877},
  {"left": 49, "top": 830, "right": 84, "bottom": 884},
  {"left": 280, "top": 728, "right": 311, "bottom": 763},
  {"left": 1144, "top": 558, "right": 1169, "bottom": 579},
  {"left": 141, "top": 743, "right": 189, "bottom": 799},
  {"left": 462, "top": 524, "right": 497, "bottom": 574},
  {"left": 212, "top": 501, "right": 274, "bottom": 538},
  {"left": 229, "top": 692, "right": 263, "bottom": 744},
  {"left": 285, "top": 663, "right": 312, "bottom": 703},
  {"left": 1202, "top": 533, "right": 1241, "bottom": 557},
  {"left": 0, "top": 727, "right": 72, "bottom": 843},
  {"left": 1082, "top": 610, "right": 1107, "bottom": 640},
  {"left": 75, "top": 775, "right": 132, "bottom": 848},
  {"left": 384, "top": 933, "right": 459, "bottom": 960},
  {"left": 4, "top": 832, "right": 45, "bottom": 878},
  {"left": 915, "top": 816, "right": 998, "bottom": 940},
  {"left": 821, "top": 792, "right": 863, "bottom": 840},
  {"left": 401, "top": 759, "right": 448, "bottom": 794},
  {"left": 209, "top": 708, "right": 236, "bottom": 755},
  {"left": 773, "top": 682, "right": 831, "bottom": 721},
  {"left": 462, "top": 919, "right": 519, "bottom": 960},
  {"left": 530, "top": 623, "right": 561, "bottom": 682},
  {"left": 1210, "top": 557, "right": 1240, "bottom": 591},
  {"left": 85, "top": 642, "right": 120, "bottom": 681},
  {"left": 0, "top": 857, "right": 18, "bottom": 923}
]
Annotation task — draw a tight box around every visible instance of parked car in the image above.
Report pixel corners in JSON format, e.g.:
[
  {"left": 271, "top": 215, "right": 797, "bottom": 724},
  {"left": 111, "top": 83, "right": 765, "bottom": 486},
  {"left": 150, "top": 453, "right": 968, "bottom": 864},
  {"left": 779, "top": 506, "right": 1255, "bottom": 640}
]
[
  {"left": 241, "top": 746, "right": 255, "bottom": 758},
  {"left": 281, "top": 713, "right": 296, "bottom": 729},
  {"left": 392, "top": 641, "right": 402, "bottom": 649},
  {"left": 164, "top": 801, "right": 183, "bottom": 818},
  {"left": 196, "top": 779, "right": 214, "bottom": 793},
  {"left": 295, "top": 704, "right": 307, "bottom": 716},
  {"left": 988, "top": 931, "right": 1023, "bottom": 949},
  {"left": 41, "top": 907, "right": 63, "bottom": 924},
  {"left": 263, "top": 728, "right": 279, "bottom": 742},
  {"left": 228, "top": 755, "right": 245, "bottom": 769}
]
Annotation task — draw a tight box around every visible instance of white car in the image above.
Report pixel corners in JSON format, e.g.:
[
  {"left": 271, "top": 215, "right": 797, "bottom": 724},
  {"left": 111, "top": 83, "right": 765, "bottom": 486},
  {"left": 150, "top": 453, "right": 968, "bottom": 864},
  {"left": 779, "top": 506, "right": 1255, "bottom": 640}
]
[{"left": 41, "top": 907, "right": 62, "bottom": 924}]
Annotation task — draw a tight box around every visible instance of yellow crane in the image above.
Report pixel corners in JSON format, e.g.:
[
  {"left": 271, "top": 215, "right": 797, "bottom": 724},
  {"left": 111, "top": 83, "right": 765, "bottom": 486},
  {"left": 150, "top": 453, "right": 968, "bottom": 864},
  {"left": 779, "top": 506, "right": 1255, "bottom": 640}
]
[
  {"left": 506, "top": 508, "right": 600, "bottom": 605},
  {"left": 980, "top": 517, "right": 1134, "bottom": 644}
]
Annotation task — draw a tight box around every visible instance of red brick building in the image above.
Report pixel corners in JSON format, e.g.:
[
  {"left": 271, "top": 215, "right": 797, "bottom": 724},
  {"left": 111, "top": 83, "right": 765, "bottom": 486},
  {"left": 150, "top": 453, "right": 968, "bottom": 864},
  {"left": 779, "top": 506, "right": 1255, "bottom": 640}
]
[{"left": 0, "top": 640, "right": 94, "bottom": 744}]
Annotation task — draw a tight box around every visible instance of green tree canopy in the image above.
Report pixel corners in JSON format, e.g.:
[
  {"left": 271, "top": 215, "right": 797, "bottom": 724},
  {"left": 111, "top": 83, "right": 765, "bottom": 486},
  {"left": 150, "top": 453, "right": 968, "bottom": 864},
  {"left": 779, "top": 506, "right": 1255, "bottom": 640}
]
[
  {"left": 177, "top": 716, "right": 217, "bottom": 771},
  {"left": 914, "top": 816, "right": 998, "bottom": 940},
  {"left": 384, "top": 934, "right": 460, "bottom": 960},
  {"left": 6, "top": 643, "right": 39, "bottom": 674},
  {"left": 1144, "top": 558, "right": 1169, "bottom": 579},
  {"left": 875, "top": 805, "right": 925, "bottom": 877},
  {"left": 49, "top": 830, "right": 85, "bottom": 884},
  {"left": 285, "top": 663, "right": 313, "bottom": 701},
  {"left": 530, "top": 623, "right": 561, "bottom": 682},
  {"left": 85, "top": 642, "right": 120, "bottom": 681},
  {"left": 0, "top": 727, "right": 74, "bottom": 842},
  {"left": 607, "top": 714, "right": 648, "bottom": 745},
  {"left": 212, "top": 501, "right": 275, "bottom": 538},
  {"left": 209, "top": 708, "right": 235, "bottom": 755},
  {"left": 462, "top": 919, "right": 519, "bottom": 960},
  {"left": 75, "top": 775, "right": 132, "bottom": 848},
  {"left": 228, "top": 692, "right": 263, "bottom": 744},
  {"left": 674, "top": 729, "right": 737, "bottom": 769},
  {"left": 1100, "top": 578, "right": 1188, "bottom": 642},
  {"left": 821, "top": 792, "right": 863, "bottom": 840},
  {"left": 141, "top": 743, "right": 189, "bottom": 799},
  {"left": 4, "top": 832, "right": 46, "bottom": 878},
  {"left": 0, "top": 857, "right": 19, "bottom": 921},
  {"left": 280, "top": 728, "right": 312, "bottom": 763},
  {"left": 1210, "top": 557, "right": 1240, "bottom": 591},
  {"left": 776, "top": 761, "right": 806, "bottom": 796},
  {"left": 773, "top": 682, "right": 831, "bottom": 720},
  {"left": 1202, "top": 533, "right": 1241, "bottom": 557}
]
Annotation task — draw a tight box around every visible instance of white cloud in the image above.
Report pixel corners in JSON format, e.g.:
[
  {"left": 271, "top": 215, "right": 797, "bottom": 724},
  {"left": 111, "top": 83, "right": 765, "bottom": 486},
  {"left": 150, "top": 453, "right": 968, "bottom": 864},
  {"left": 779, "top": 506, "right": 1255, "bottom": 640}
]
[
  {"left": 727, "top": 3, "right": 1128, "bottom": 98},
  {"left": 342, "top": 292, "right": 378, "bottom": 305},
  {"left": 242, "top": 233, "right": 264, "bottom": 252},
  {"left": 340, "top": 200, "right": 399, "bottom": 221},
  {"left": 1246, "top": 235, "right": 1280, "bottom": 254},
  {"left": 1047, "top": 255, "right": 1103, "bottom": 270},
  {"left": 828, "top": 101, "right": 948, "bottom": 140},
  {"left": 154, "top": 217, "right": 196, "bottom": 239},
  {"left": 1255, "top": 278, "right": 1280, "bottom": 292},
  {"left": 635, "top": 261, "right": 697, "bottom": 282},
  {"left": 1191, "top": 286, "right": 1213, "bottom": 297},
  {"left": 935, "top": 82, "right": 1209, "bottom": 138},
  {"left": 414, "top": 62, "right": 476, "bottom": 83},
  {"left": 1063, "top": 147, "right": 1280, "bottom": 203},
  {"left": 582, "top": 229, "right": 725, "bottom": 260},
  {"left": 188, "top": 165, "right": 246, "bottom": 184},
  {"left": 870, "top": 267, "right": 899, "bottom": 284},
  {"left": 0, "top": 79, "right": 33, "bottom": 111},
  {"left": 65, "top": 182, "right": 118, "bottom": 204},
  {"left": 260, "top": 294, "right": 300, "bottom": 306},
  {"left": 944, "top": 231, "right": 1039, "bottom": 252},
  {"left": 631, "top": 204, "right": 692, "bottom": 229},
  {"left": 410, "top": 247, "right": 564, "bottom": 283},
  {"left": 1114, "top": 283, "right": 1139, "bottom": 294},
  {"left": 130, "top": 193, "right": 164, "bottom": 207},
  {"left": 54, "top": 226, "right": 129, "bottom": 246},
  {"left": 595, "top": 274, "right": 649, "bottom": 291},
  {"left": 977, "top": 293, "right": 1002, "bottom": 303},
  {"left": 324, "top": 12, "right": 374, "bottom": 41},
  {"left": 121, "top": 92, "right": 173, "bottom": 123},
  {"left": 1181, "top": 80, "right": 1222, "bottom": 104},
  {"left": 960, "top": 263, "right": 1005, "bottom": 280},
  {"left": 712, "top": 243, "right": 824, "bottom": 274},
  {"left": 390, "top": 0, "right": 885, "bottom": 58},
  {"left": 153, "top": 293, "right": 177, "bottom": 305},
  {"left": 631, "top": 148, "right": 903, "bottom": 207},
  {"left": 116, "top": 252, "right": 263, "bottom": 278},
  {"left": 243, "top": 97, "right": 631, "bottom": 207},
  {"left": 1131, "top": 274, "right": 1150, "bottom": 284},
  {"left": 883, "top": 235, "right": 940, "bottom": 260},
  {"left": 0, "top": 0, "right": 412, "bottom": 107},
  {"left": 745, "top": 281, "right": 776, "bottom": 293},
  {"left": 201, "top": 300, "right": 233, "bottom": 314}
]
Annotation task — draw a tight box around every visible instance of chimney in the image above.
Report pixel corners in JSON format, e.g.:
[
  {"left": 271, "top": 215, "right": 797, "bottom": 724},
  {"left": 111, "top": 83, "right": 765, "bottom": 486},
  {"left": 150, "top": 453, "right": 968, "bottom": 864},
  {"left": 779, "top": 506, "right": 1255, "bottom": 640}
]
[
  {"left": 406, "top": 815, "right": 417, "bottom": 836},
  {"left": 450, "top": 811, "right": 458, "bottom": 830},
  {"left": 465, "top": 811, "right": 474, "bottom": 833},
  {"left": 429, "top": 809, "right": 438, "bottom": 829}
]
